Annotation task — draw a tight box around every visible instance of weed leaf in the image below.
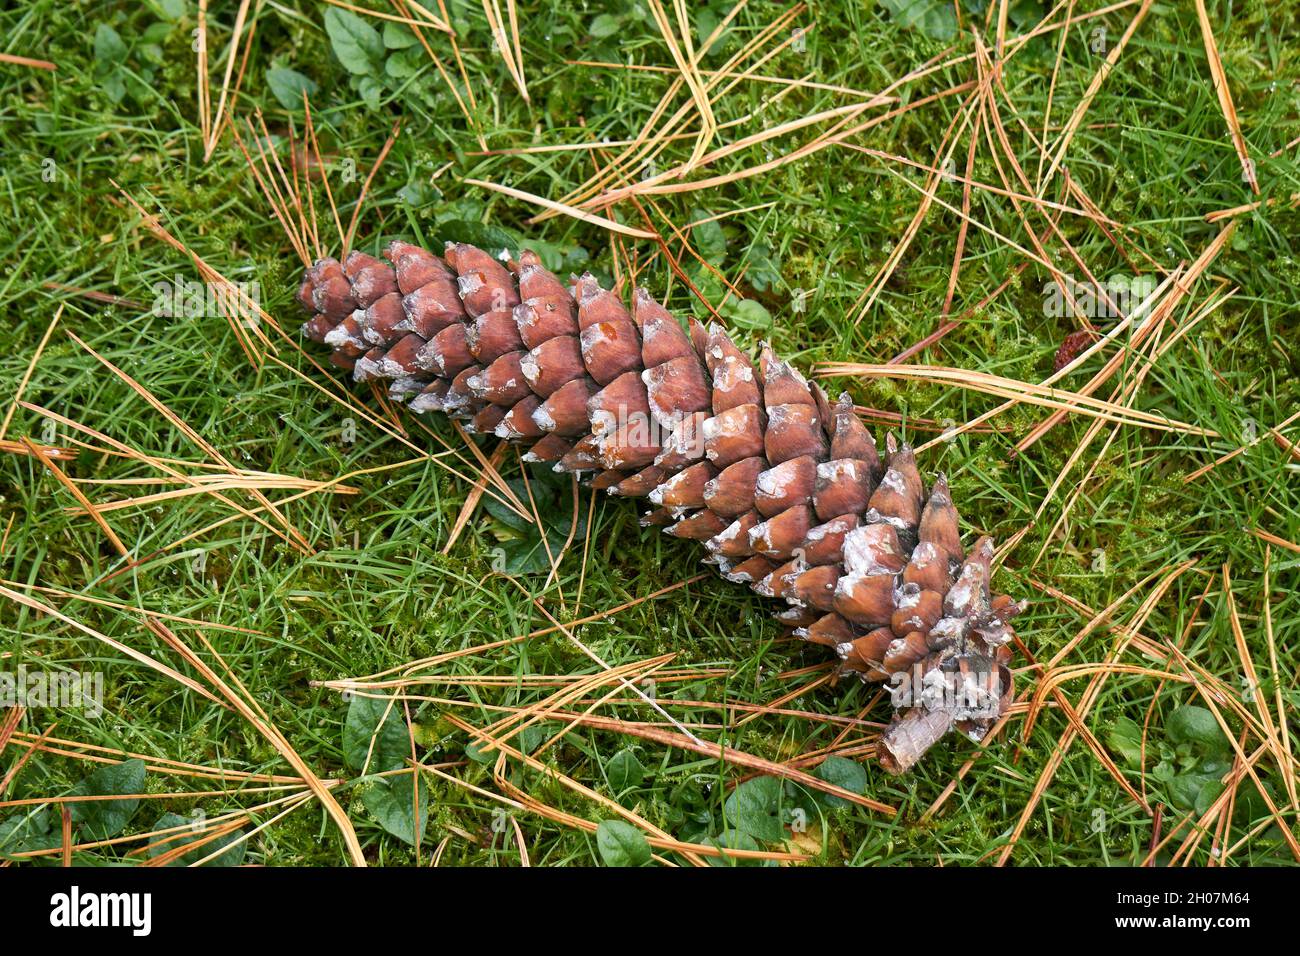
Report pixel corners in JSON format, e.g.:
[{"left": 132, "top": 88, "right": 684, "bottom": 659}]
[
  {"left": 343, "top": 692, "right": 409, "bottom": 773},
  {"left": 596, "top": 819, "right": 651, "bottom": 866},
  {"left": 68, "top": 758, "right": 145, "bottom": 840}
]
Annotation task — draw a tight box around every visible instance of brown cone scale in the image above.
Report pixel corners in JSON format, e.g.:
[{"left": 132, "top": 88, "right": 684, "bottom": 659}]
[{"left": 295, "top": 241, "right": 1023, "bottom": 774}]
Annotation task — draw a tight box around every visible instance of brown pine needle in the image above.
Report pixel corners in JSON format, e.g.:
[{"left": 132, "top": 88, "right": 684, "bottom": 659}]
[
  {"left": 464, "top": 178, "right": 658, "bottom": 239},
  {"left": 1251, "top": 528, "right": 1300, "bottom": 555},
  {"left": 0, "top": 585, "right": 220, "bottom": 705},
  {"left": 0, "top": 52, "right": 56, "bottom": 70},
  {"left": 1040, "top": 0, "right": 1154, "bottom": 188},
  {"left": 1, "top": 302, "right": 62, "bottom": 441},
  {"left": 481, "top": 0, "right": 529, "bottom": 103},
  {"left": 302, "top": 94, "right": 346, "bottom": 254},
  {"left": 1260, "top": 548, "right": 1298, "bottom": 812},
  {"left": 997, "top": 561, "right": 1194, "bottom": 865},
  {"left": 1194, "top": 0, "right": 1258, "bottom": 194},
  {"left": 322, "top": 0, "right": 451, "bottom": 31},
  {"left": 145, "top": 619, "right": 367, "bottom": 866},
  {"left": 204, "top": 0, "right": 256, "bottom": 161},
  {"left": 817, "top": 364, "right": 1214, "bottom": 437},
  {"left": 443, "top": 442, "right": 508, "bottom": 553},
  {"left": 196, "top": 1, "right": 210, "bottom": 146},
  {"left": 343, "top": 121, "right": 402, "bottom": 254},
  {"left": 21, "top": 436, "right": 131, "bottom": 560},
  {"left": 63, "top": 330, "right": 312, "bottom": 553}
]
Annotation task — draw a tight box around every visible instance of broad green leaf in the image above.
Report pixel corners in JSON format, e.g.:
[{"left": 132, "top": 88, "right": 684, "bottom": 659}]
[
  {"left": 155, "top": 0, "right": 189, "bottom": 22},
  {"left": 360, "top": 775, "right": 429, "bottom": 846},
  {"left": 1107, "top": 716, "right": 1145, "bottom": 768},
  {"left": 706, "top": 828, "right": 766, "bottom": 866},
  {"left": 605, "top": 749, "right": 646, "bottom": 791},
  {"left": 723, "top": 776, "right": 785, "bottom": 842},
  {"left": 102, "top": 72, "right": 127, "bottom": 104},
  {"left": 744, "top": 241, "right": 782, "bottom": 292},
  {"left": 434, "top": 220, "right": 518, "bottom": 257},
  {"left": 482, "top": 471, "right": 587, "bottom": 575},
  {"left": 518, "top": 236, "right": 591, "bottom": 274},
  {"left": 385, "top": 48, "right": 424, "bottom": 79},
  {"left": 142, "top": 22, "right": 174, "bottom": 44},
  {"left": 324, "top": 7, "right": 385, "bottom": 76},
  {"left": 691, "top": 209, "right": 727, "bottom": 264},
  {"left": 695, "top": 9, "right": 720, "bottom": 53},
  {"left": 94, "top": 24, "right": 129, "bottom": 67},
  {"left": 688, "top": 269, "right": 725, "bottom": 318},
  {"left": 465, "top": 741, "right": 494, "bottom": 764},
  {"left": 398, "top": 182, "right": 440, "bottom": 208},
  {"left": 148, "top": 813, "right": 247, "bottom": 866},
  {"left": 596, "top": 819, "right": 651, "bottom": 866},
  {"left": 1168, "top": 773, "right": 1201, "bottom": 811},
  {"left": 517, "top": 724, "right": 548, "bottom": 754},
  {"left": 357, "top": 74, "right": 386, "bottom": 109},
  {"left": 69, "top": 758, "right": 146, "bottom": 840},
  {"left": 879, "top": 0, "right": 958, "bottom": 40},
  {"left": 266, "top": 67, "right": 318, "bottom": 111},
  {"left": 589, "top": 14, "right": 621, "bottom": 38},
  {"left": 383, "top": 21, "right": 419, "bottom": 49},
  {"left": 814, "top": 756, "right": 868, "bottom": 808},
  {"left": 1165, "top": 705, "right": 1229, "bottom": 757},
  {"left": 342, "top": 692, "right": 409, "bottom": 773},
  {"left": 1194, "top": 778, "right": 1226, "bottom": 816},
  {"left": 722, "top": 298, "right": 771, "bottom": 331},
  {"left": 0, "top": 809, "right": 60, "bottom": 857}
]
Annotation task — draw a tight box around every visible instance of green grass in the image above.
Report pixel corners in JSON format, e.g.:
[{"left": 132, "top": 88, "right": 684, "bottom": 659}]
[{"left": 1, "top": 0, "right": 1298, "bottom": 866}]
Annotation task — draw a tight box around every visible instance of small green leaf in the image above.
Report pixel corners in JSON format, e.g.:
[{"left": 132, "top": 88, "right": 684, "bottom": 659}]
[
  {"left": 324, "top": 7, "right": 385, "bottom": 76},
  {"left": 1194, "top": 778, "right": 1226, "bottom": 816},
  {"left": 744, "top": 241, "right": 782, "bottom": 292},
  {"left": 722, "top": 298, "right": 771, "bottom": 331},
  {"left": 385, "top": 48, "right": 424, "bottom": 79},
  {"left": 1165, "top": 705, "right": 1229, "bottom": 757},
  {"left": 434, "top": 220, "right": 518, "bottom": 257},
  {"left": 148, "top": 813, "right": 247, "bottom": 866},
  {"left": 465, "top": 741, "right": 494, "bottom": 764},
  {"left": 482, "top": 471, "right": 587, "bottom": 575},
  {"left": 357, "top": 74, "right": 386, "bottom": 109},
  {"left": 342, "top": 692, "right": 409, "bottom": 773},
  {"left": 266, "top": 67, "right": 318, "bottom": 111},
  {"left": 596, "top": 819, "right": 651, "bottom": 866},
  {"left": 69, "top": 758, "right": 146, "bottom": 840},
  {"left": 517, "top": 724, "right": 548, "bottom": 754},
  {"left": 879, "top": 0, "right": 958, "bottom": 40},
  {"left": 0, "top": 810, "right": 60, "bottom": 857},
  {"left": 397, "top": 182, "right": 440, "bottom": 208},
  {"left": 695, "top": 9, "right": 720, "bottom": 53},
  {"left": 142, "top": 22, "right": 174, "bottom": 44},
  {"left": 605, "top": 749, "right": 646, "bottom": 791},
  {"left": 690, "top": 209, "right": 727, "bottom": 264},
  {"left": 723, "top": 776, "right": 785, "bottom": 842},
  {"left": 813, "top": 756, "right": 868, "bottom": 808},
  {"left": 94, "top": 24, "right": 129, "bottom": 68},
  {"left": 687, "top": 269, "right": 725, "bottom": 318},
  {"left": 706, "top": 828, "right": 766, "bottom": 866},
  {"left": 102, "top": 72, "right": 127, "bottom": 104},
  {"left": 383, "top": 21, "right": 419, "bottom": 49},
  {"left": 1107, "top": 716, "right": 1145, "bottom": 768},
  {"left": 155, "top": 0, "right": 188, "bottom": 21},
  {"left": 589, "top": 14, "right": 622, "bottom": 38},
  {"left": 360, "top": 775, "right": 429, "bottom": 846}
]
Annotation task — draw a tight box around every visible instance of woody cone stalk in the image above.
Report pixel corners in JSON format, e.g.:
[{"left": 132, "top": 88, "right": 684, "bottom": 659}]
[{"left": 297, "top": 241, "right": 1023, "bottom": 773}]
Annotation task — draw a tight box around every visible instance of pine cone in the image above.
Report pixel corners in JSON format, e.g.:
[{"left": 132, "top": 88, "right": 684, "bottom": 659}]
[{"left": 297, "top": 242, "right": 1023, "bottom": 773}]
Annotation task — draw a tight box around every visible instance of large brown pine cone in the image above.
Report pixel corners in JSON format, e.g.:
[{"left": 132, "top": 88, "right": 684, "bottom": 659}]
[{"left": 296, "top": 241, "right": 1022, "bottom": 773}]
